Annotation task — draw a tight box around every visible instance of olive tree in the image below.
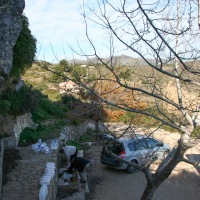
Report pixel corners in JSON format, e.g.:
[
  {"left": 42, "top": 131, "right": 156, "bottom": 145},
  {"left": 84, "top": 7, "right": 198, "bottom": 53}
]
[{"left": 68, "top": 0, "right": 200, "bottom": 199}]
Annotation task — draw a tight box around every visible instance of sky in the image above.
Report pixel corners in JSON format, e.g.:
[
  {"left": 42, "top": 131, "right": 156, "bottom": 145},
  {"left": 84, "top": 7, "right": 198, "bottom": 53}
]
[
  {"left": 24, "top": 0, "right": 106, "bottom": 63},
  {"left": 24, "top": 0, "right": 199, "bottom": 63}
]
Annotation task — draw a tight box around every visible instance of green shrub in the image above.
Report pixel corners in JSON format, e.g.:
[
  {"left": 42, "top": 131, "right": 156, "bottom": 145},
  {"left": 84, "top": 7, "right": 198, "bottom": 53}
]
[
  {"left": 11, "top": 15, "right": 37, "bottom": 78},
  {"left": 31, "top": 108, "right": 51, "bottom": 121},
  {"left": 61, "top": 94, "right": 80, "bottom": 104},
  {"left": 31, "top": 97, "right": 65, "bottom": 122},
  {"left": 40, "top": 98, "right": 64, "bottom": 117},
  {"left": 18, "top": 126, "right": 44, "bottom": 147},
  {"left": 0, "top": 85, "right": 38, "bottom": 116},
  {"left": 18, "top": 127, "right": 36, "bottom": 146},
  {"left": 18, "top": 124, "right": 62, "bottom": 147}
]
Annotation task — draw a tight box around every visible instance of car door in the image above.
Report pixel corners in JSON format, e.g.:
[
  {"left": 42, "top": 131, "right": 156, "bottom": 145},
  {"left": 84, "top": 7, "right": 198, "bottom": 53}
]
[{"left": 133, "top": 139, "right": 149, "bottom": 165}]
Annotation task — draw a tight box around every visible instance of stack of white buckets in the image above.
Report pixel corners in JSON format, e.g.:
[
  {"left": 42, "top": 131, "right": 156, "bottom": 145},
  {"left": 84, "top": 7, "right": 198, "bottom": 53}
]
[{"left": 39, "top": 162, "right": 56, "bottom": 200}]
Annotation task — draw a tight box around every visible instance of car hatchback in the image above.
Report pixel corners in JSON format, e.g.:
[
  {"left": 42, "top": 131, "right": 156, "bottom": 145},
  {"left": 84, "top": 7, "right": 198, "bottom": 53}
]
[{"left": 100, "top": 135, "right": 170, "bottom": 173}]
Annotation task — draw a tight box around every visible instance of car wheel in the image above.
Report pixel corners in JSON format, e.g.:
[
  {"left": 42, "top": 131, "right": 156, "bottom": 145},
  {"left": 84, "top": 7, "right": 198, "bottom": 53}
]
[{"left": 126, "top": 160, "right": 137, "bottom": 174}]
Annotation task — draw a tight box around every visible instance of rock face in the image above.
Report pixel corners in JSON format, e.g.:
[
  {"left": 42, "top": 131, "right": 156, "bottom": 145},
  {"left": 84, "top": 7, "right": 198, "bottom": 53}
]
[{"left": 0, "top": 0, "right": 25, "bottom": 89}]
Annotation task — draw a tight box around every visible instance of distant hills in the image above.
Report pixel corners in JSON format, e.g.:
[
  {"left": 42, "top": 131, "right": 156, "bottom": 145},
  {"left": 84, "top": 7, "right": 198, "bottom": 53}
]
[{"left": 67, "top": 55, "right": 155, "bottom": 66}]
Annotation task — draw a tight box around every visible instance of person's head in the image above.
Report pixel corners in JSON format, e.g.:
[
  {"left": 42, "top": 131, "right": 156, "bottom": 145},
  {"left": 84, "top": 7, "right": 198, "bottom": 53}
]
[{"left": 59, "top": 148, "right": 64, "bottom": 154}]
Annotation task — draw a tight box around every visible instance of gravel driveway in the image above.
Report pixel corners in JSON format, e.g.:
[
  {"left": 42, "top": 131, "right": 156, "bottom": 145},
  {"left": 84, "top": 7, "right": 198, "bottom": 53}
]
[{"left": 86, "top": 131, "right": 200, "bottom": 200}]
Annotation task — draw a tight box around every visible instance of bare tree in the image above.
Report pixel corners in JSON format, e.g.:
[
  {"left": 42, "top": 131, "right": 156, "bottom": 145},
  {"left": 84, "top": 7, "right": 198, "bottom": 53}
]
[
  {"left": 32, "top": 0, "right": 199, "bottom": 199},
  {"left": 61, "top": 0, "right": 200, "bottom": 199}
]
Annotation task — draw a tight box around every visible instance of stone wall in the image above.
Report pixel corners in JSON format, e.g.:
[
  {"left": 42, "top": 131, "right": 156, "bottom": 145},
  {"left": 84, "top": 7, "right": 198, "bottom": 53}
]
[
  {"left": 0, "top": 0, "right": 25, "bottom": 91},
  {"left": 60, "top": 120, "right": 102, "bottom": 141},
  {"left": 0, "top": 119, "right": 99, "bottom": 199},
  {"left": 0, "top": 113, "right": 37, "bottom": 148},
  {"left": 14, "top": 113, "right": 37, "bottom": 145},
  {"left": 0, "top": 140, "right": 4, "bottom": 198}
]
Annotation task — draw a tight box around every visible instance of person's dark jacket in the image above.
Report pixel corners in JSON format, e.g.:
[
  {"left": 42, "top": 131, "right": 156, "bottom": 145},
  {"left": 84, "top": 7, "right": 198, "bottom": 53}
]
[{"left": 68, "top": 157, "right": 89, "bottom": 172}]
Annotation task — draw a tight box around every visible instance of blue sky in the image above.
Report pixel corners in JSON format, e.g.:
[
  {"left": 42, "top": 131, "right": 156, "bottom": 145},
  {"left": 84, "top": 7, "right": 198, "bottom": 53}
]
[
  {"left": 24, "top": 0, "right": 105, "bottom": 63},
  {"left": 24, "top": 0, "right": 199, "bottom": 63}
]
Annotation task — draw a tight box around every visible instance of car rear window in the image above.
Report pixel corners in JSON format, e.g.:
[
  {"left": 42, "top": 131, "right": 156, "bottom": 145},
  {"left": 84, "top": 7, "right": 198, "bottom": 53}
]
[{"left": 107, "top": 141, "right": 124, "bottom": 155}]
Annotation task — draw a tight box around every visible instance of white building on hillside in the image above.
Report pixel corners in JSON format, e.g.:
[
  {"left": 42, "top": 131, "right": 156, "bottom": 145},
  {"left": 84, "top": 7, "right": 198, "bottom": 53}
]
[{"left": 59, "top": 80, "right": 80, "bottom": 94}]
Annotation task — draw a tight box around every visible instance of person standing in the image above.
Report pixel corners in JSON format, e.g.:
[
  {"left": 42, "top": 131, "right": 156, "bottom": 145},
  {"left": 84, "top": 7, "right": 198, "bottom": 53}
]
[{"left": 68, "top": 157, "right": 90, "bottom": 183}]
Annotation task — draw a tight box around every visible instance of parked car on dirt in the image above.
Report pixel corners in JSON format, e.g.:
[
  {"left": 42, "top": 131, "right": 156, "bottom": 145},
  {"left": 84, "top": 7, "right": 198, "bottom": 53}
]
[{"left": 100, "top": 135, "right": 170, "bottom": 173}]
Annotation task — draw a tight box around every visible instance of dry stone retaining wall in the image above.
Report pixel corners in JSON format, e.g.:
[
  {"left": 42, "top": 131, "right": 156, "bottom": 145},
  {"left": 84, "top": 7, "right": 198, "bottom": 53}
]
[
  {"left": 0, "top": 113, "right": 37, "bottom": 148},
  {"left": 60, "top": 121, "right": 103, "bottom": 141}
]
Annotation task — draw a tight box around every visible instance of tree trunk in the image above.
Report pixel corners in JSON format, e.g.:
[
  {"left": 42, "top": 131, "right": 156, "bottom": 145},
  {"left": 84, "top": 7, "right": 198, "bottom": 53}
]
[{"left": 140, "top": 184, "right": 156, "bottom": 200}]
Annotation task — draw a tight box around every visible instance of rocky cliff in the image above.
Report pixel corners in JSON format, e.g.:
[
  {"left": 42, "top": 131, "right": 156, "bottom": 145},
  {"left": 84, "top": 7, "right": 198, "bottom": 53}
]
[{"left": 0, "top": 0, "right": 25, "bottom": 91}]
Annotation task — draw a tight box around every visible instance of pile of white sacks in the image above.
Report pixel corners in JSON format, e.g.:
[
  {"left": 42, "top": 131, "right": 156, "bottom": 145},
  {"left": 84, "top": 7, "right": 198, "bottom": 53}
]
[{"left": 31, "top": 139, "right": 58, "bottom": 154}]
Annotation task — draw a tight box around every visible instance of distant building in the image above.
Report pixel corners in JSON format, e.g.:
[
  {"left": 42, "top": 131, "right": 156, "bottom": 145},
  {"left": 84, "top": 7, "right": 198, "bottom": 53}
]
[{"left": 59, "top": 80, "right": 80, "bottom": 94}]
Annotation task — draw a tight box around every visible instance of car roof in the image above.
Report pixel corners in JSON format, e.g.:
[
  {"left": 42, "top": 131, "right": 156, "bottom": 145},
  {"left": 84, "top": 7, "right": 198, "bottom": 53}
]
[{"left": 118, "top": 134, "right": 146, "bottom": 143}]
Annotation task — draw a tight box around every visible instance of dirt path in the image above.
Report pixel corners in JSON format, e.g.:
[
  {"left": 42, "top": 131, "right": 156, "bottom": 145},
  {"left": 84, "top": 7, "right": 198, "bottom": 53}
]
[{"left": 86, "top": 131, "right": 200, "bottom": 200}]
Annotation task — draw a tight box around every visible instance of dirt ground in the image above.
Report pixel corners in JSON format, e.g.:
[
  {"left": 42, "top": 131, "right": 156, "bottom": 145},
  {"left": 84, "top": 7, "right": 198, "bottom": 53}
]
[{"left": 85, "top": 130, "right": 200, "bottom": 200}]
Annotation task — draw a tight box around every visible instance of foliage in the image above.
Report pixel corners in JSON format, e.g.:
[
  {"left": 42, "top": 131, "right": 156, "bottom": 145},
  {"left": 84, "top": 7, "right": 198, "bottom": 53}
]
[
  {"left": 79, "top": 129, "right": 96, "bottom": 142},
  {"left": 61, "top": 94, "right": 81, "bottom": 105},
  {"left": 11, "top": 14, "right": 37, "bottom": 78},
  {"left": 67, "top": 64, "right": 87, "bottom": 81},
  {"left": 0, "top": 85, "right": 38, "bottom": 115},
  {"left": 31, "top": 97, "right": 65, "bottom": 122},
  {"left": 49, "top": 64, "right": 66, "bottom": 84},
  {"left": 94, "top": 78, "right": 146, "bottom": 122},
  {"left": 18, "top": 123, "right": 62, "bottom": 147},
  {"left": 59, "top": 59, "right": 69, "bottom": 68},
  {"left": 18, "top": 127, "right": 38, "bottom": 146}
]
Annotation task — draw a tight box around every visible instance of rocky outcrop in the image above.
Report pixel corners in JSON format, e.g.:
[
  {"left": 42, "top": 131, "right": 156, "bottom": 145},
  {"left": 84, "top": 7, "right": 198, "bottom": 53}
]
[{"left": 0, "top": 0, "right": 25, "bottom": 90}]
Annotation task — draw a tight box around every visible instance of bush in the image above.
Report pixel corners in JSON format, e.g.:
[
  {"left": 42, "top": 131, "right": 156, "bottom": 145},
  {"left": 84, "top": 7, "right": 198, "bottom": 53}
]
[
  {"left": 11, "top": 15, "right": 37, "bottom": 78},
  {"left": 18, "top": 127, "right": 37, "bottom": 146},
  {"left": 0, "top": 85, "right": 38, "bottom": 116},
  {"left": 31, "top": 98, "right": 65, "bottom": 122},
  {"left": 61, "top": 94, "right": 80, "bottom": 104},
  {"left": 18, "top": 124, "right": 62, "bottom": 147}
]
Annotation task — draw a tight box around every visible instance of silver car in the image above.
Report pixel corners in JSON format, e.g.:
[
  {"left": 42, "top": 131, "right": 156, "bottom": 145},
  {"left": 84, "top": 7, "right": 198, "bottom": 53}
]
[{"left": 100, "top": 135, "right": 170, "bottom": 173}]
